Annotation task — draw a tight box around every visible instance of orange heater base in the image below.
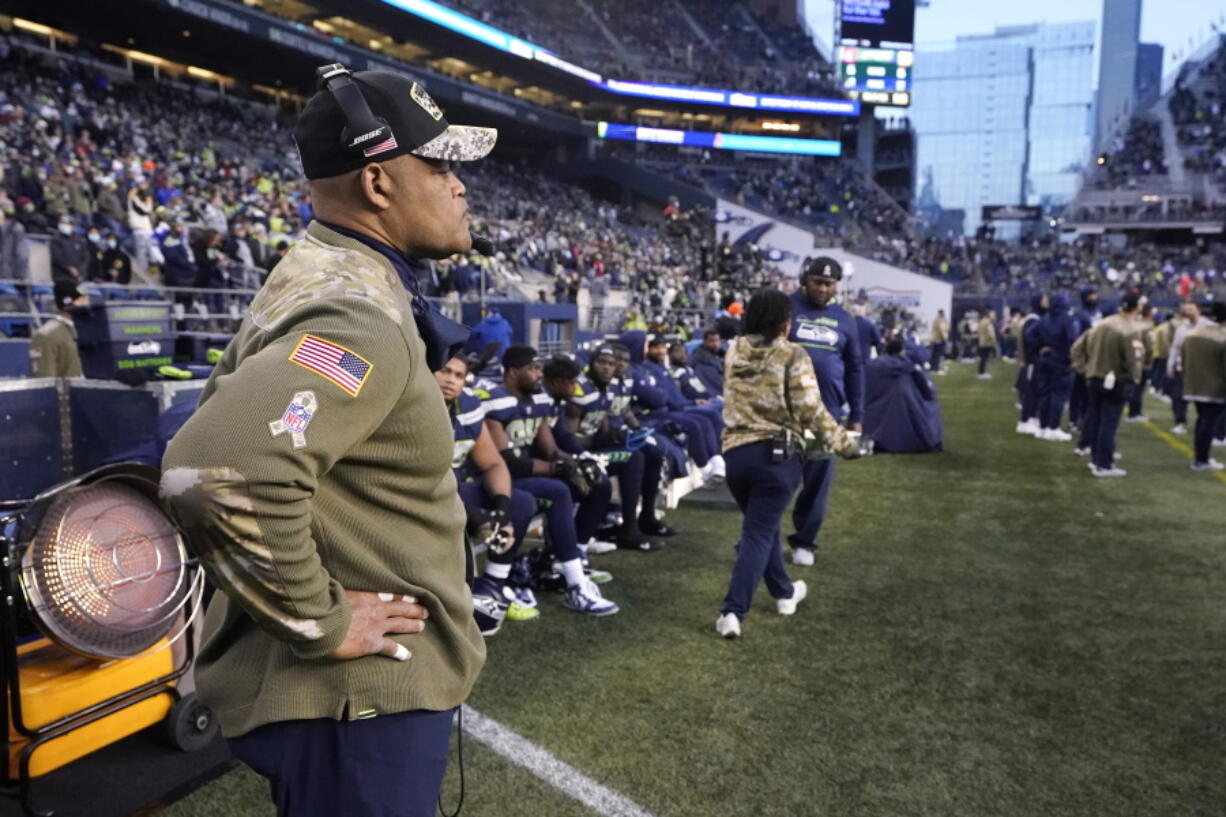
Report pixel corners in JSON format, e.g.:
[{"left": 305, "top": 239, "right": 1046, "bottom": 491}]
[{"left": 6, "top": 638, "right": 175, "bottom": 778}]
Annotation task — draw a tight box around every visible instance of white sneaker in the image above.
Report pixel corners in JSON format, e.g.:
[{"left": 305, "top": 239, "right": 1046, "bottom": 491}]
[
  {"left": 791, "top": 547, "right": 815, "bottom": 567},
  {"left": 580, "top": 537, "right": 618, "bottom": 555},
  {"left": 563, "top": 579, "right": 619, "bottom": 616},
  {"left": 1016, "top": 421, "right": 1038, "bottom": 435},
  {"left": 1190, "top": 459, "right": 1225, "bottom": 472},
  {"left": 1073, "top": 446, "right": 1090, "bottom": 456},
  {"left": 1043, "top": 428, "right": 1073, "bottom": 442},
  {"left": 1091, "top": 465, "right": 1127, "bottom": 478},
  {"left": 977, "top": 373, "right": 992, "bottom": 380},
  {"left": 1124, "top": 415, "right": 1149, "bottom": 423},
  {"left": 1215, "top": 438, "right": 1226, "bottom": 447},
  {"left": 715, "top": 612, "right": 741, "bottom": 638},
  {"left": 1171, "top": 424, "right": 1187, "bottom": 435},
  {"left": 776, "top": 580, "right": 808, "bottom": 616},
  {"left": 1024, "top": 418, "right": 1041, "bottom": 434}
]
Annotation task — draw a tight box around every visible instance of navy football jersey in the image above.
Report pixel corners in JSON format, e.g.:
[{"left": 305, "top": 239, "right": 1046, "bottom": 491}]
[
  {"left": 449, "top": 388, "right": 486, "bottom": 479},
  {"left": 570, "top": 373, "right": 613, "bottom": 436},
  {"left": 478, "top": 385, "right": 546, "bottom": 456}
]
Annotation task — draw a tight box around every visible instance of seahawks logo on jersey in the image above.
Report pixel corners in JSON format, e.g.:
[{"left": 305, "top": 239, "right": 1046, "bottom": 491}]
[{"left": 795, "top": 321, "right": 840, "bottom": 348}]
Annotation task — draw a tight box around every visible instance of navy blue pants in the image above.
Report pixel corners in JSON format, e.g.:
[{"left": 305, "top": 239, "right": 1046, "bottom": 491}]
[
  {"left": 722, "top": 441, "right": 798, "bottom": 619},
  {"left": 644, "top": 411, "right": 712, "bottom": 466},
  {"left": 977, "top": 346, "right": 992, "bottom": 375},
  {"left": 227, "top": 708, "right": 455, "bottom": 817},
  {"left": 930, "top": 341, "right": 945, "bottom": 372},
  {"left": 1036, "top": 359, "right": 1073, "bottom": 430},
  {"left": 1017, "top": 364, "right": 1040, "bottom": 423},
  {"left": 1080, "top": 378, "right": 1129, "bottom": 470},
  {"left": 457, "top": 482, "right": 537, "bottom": 565},
  {"left": 1169, "top": 372, "right": 1188, "bottom": 426},
  {"left": 601, "top": 445, "right": 663, "bottom": 529},
  {"left": 511, "top": 477, "right": 589, "bottom": 561},
  {"left": 1151, "top": 357, "right": 1167, "bottom": 396},
  {"left": 1069, "top": 374, "right": 1088, "bottom": 427},
  {"left": 1193, "top": 401, "right": 1226, "bottom": 464},
  {"left": 1127, "top": 369, "right": 1149, "bottom": 418},
  {"left": 789, "top": 455, "right": 836, "bottom": 552}
]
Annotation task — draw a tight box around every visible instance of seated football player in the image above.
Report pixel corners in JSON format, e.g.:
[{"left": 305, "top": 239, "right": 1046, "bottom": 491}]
[
  {"left": 563, "top": 345, "right": 676, "bottom": 548},
  {"left": 618, "top": 331, "right": 725, "bottom": 479},
  {"left": 435, "top": 355, "right": 541, "bottom": 631},
  {"left": 477, "top": 345, "right": 618, "bottom": 616}
]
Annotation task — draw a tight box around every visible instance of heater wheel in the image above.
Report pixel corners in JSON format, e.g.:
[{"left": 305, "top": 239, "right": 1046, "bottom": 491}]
[{"left": 164, "top": 693, "right": 218, "bottom": 752}]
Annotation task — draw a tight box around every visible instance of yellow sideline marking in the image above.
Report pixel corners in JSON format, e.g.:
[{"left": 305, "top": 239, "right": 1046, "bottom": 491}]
[{"left": 1144, "top": 422, "right": 1226, "bottom": 485}]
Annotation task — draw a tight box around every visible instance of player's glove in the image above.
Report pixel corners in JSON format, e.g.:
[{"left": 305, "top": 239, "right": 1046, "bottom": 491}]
[{"left": 551, "top": 458, "right": 593, "bottom": 496}]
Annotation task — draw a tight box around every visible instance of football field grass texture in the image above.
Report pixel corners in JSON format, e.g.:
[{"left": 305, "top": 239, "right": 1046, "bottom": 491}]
[{"left": 161, "top": 360, "right": 1226, "bottom": 817}]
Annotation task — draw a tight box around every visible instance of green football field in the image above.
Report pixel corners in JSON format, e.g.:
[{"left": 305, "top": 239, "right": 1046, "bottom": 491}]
[{"left": 161, "top": 360, "right": 1226, "bottom": 817}]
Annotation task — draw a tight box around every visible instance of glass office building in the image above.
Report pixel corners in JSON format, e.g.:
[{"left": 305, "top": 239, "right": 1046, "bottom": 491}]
[{"left": 911, "top": 22, "right": 1096, "bottom": 235}]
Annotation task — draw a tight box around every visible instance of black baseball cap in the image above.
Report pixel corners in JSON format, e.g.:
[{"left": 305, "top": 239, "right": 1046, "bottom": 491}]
[
  {"left": 801, "top": 256, "right": 843, "bottom": 281},
  {"left": 295, "top": 65, "right": 497, "bottom": 180},
  {"left": 54, "top": 279, "right": 87, "bottom": 308}
]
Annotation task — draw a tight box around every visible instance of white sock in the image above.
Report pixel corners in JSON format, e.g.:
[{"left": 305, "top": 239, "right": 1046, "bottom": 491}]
[
  {"left": 484, "top": 561, "right": 512, "bottom": 580},
  {"left": 559, "top": 558, "right": 586, "bottom": 588}
]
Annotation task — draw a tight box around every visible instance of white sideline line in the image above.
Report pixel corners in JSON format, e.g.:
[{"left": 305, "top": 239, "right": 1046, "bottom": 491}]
[{"left": 461, "top": 705, "right": 660, "bottom": 817}]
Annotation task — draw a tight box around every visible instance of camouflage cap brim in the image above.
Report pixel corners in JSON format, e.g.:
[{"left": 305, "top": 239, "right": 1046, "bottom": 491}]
[{"left": 411, "top": 125, "right": 497, "bottom": 162}]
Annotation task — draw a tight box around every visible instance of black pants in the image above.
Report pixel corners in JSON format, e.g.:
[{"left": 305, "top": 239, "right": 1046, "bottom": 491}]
[
  {"left": 1081, "top": 378, "right": 1130, "bottom": 470},
  {"left": 1193, "top": 401, "right": 1226, "bottom": 464},
  {"left": 228, "top": 708, "right": 455, "bottom": 817}
]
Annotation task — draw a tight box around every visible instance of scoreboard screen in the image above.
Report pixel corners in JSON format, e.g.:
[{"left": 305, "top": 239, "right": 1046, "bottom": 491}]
[
  {"left": 838, "top": 0, "right": 916, "bottom": 107},
  {"left": 840, "top": 0, "right": 915, "bottom": 50}
]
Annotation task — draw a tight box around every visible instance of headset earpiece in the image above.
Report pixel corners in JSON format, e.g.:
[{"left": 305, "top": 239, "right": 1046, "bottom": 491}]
[{"left": 315, "top": 63, "right": 391, "bottom": 152}]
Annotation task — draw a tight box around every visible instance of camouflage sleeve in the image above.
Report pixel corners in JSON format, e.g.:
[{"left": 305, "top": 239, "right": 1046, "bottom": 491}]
[
  {"left": 161, "top": 298, "right": 410, "bottom": 659},
  {"left": 785, "top": 346, "right": 855, "bottom": 456}
]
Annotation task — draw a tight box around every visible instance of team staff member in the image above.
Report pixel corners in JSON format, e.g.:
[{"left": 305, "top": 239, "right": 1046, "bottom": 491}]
[
  {"left": 29, "top": 280, "right": 87, "bottom": 377},
  {"left": 1124, "top": 303, "right": 1155, "bottom": 423},
  {"left": 1168, "top": 302, "right": 1210, "bottom": 435},
  {"left": 161, "top": 66, "right": 496, "bottom": 817},
  {"left": 1070, "top": 293, "right": 1144, "bottom": 477},
  {"left": 929, "top": 309, "right": 949, "bottom": 375},
  {"left": 1181, "top": 302, "right": 1226, "bottom": 471},
  {"left": 716, "top": 289, "right": 865, "bottom": 639},
  {"left": 976, "top": 310, "right": 997, "bottom": 379},
  {"left": 787, "top": 257, "right": 864, "bottom": 567}
]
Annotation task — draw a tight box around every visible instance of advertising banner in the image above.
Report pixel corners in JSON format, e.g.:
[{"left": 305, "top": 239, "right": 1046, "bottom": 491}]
[{"left": 714, "top": 199, "right": 816, "bottom": 277}]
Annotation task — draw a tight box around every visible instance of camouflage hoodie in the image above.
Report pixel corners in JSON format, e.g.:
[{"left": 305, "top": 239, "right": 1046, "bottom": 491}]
[{"left": 722, "top": 334, "right": 856, "bottom": 456}]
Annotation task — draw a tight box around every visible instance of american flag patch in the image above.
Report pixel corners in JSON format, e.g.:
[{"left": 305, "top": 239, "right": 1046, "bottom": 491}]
[
  {"left": 363, "top": 134, "right": 398, "bottom": 157},
  {"left": 288, "top": 335, "right": 373, "bottom": 396}
]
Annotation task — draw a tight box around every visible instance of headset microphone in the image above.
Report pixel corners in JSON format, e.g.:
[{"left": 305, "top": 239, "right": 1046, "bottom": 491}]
[{"left": 469, "top": 232, "right": 494, "bottom": 257}]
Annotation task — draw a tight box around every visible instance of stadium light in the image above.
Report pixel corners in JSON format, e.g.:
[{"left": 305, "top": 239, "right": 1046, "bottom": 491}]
[{"left": 12, "top": 18, "right": 54, "bottom": 36}]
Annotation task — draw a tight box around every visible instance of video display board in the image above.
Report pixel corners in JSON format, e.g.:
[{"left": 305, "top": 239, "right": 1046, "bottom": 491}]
[{"left": 838, "top": 0, "right": 916, "bottom": 107}]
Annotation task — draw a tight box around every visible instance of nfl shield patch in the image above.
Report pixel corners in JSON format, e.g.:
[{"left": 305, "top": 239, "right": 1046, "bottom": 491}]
[{"left": 269, "top": 391, "right": 318, "bottom": 449}]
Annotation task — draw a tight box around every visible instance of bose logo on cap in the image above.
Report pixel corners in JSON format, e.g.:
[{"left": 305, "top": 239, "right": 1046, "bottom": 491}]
[{"left": 348, "top": 127, "right": 388, "bottom": 147}]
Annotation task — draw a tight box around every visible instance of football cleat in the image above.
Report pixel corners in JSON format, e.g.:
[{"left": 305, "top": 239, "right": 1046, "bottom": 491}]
[{"left": 564, "top": 579, "right": 619, "bottom": 616}]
